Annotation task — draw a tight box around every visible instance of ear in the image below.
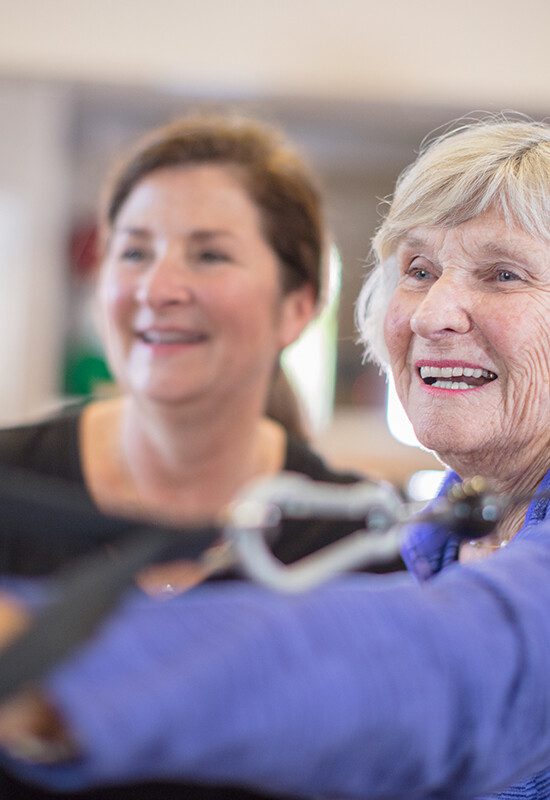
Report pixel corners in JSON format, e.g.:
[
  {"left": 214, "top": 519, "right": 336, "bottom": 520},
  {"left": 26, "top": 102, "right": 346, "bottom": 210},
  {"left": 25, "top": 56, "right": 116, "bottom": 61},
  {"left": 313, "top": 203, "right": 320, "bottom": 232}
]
[{"left": 277, "top": 283, "right": 317, "bottom": 350}]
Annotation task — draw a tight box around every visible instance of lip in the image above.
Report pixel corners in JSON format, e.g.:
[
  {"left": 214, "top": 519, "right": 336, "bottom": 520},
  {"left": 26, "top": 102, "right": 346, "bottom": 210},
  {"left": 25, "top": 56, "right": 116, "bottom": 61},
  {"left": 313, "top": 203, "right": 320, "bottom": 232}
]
[
  {"left": 419, "top": 382, "right": 489, "bottom": 395},
  {"left": 414, "top": 358, "right": 498, "bottom": 394}
]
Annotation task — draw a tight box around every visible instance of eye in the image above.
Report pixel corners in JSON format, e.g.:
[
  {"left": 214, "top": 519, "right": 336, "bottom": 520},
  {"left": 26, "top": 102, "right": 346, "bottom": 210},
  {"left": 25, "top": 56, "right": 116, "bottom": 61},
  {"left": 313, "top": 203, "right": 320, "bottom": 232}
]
[
  {"left": 196, "top": 249, "right": 231, "bottom": 264},
  {"left": 410, "top": 267, "right": 430, "bottom": 280},
  {"left": 404, "top": 257, "right": 434, "bottom": 282},
  {"left": 120, "top": 247, "right": 149, "bottom": 263},
  {"left": 496, "top": 268, "right": 522, "bottom": 283}
]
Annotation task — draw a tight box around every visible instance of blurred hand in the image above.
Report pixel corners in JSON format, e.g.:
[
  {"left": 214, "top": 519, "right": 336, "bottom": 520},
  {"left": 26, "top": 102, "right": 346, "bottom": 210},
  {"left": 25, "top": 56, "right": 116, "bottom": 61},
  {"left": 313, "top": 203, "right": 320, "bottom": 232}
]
[{"left": 0, "top": 594, "right": 77, "bottom": 763}]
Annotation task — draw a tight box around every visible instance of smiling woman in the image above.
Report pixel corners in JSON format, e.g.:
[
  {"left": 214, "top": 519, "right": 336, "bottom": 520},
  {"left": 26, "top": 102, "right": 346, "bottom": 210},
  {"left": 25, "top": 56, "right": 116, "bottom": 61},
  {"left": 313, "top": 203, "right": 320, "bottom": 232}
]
[
  {"left": 358, "top": 117, "right": 550, "bottom": 561},
  {"left": 0, "top": 116, "right": 373, "bottom": 800},
  {"left": 0, "top": 115, "right": 350, "bottom": 527},
  {"left": 0, "top": 115, "right": 369, "bottom": 557}
]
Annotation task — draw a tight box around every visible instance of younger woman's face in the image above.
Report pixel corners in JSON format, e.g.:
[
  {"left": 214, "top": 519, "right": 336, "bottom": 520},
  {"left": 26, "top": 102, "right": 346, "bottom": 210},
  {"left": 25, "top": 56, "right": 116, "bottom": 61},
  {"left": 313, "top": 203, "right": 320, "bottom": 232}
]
[{"left": 98, "top": 164, "right": 314, "bottom": 409}]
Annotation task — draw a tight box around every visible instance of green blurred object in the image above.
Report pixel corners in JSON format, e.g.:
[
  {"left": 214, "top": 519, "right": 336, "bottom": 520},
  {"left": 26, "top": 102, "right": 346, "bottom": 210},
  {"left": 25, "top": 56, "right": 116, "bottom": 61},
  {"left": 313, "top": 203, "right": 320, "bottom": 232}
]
[{"left": 63, "top": 346, "right": 113, "bottom": 397}]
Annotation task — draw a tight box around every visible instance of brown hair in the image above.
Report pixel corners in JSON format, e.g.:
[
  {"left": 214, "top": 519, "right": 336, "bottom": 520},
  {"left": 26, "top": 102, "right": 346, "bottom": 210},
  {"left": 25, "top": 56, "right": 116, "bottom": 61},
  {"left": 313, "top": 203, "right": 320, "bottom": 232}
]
[{"left": 100, "top": 114, "right": 325, "bottom": 301}]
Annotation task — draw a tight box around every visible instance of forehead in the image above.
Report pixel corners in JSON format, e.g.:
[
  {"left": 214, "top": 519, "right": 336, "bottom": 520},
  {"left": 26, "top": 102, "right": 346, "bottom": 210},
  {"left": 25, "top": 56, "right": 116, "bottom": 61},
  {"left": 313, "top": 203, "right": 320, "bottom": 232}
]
[
  {"left": 115, "top": 164, "right": 260, "bottom": 231},
  {"left": 398, "top": 211, "right": 550, "bottom": 265}
]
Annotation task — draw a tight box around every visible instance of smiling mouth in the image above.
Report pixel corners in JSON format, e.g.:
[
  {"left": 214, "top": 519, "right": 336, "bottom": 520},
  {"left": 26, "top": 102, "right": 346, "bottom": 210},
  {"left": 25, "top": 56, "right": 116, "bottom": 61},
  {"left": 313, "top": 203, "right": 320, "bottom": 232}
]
[
  {"left": 418, "top": 365, "right": 498, "bottom": 390},
  {"left": 138, "top": 331, "right": 208, "bottom": 345}
]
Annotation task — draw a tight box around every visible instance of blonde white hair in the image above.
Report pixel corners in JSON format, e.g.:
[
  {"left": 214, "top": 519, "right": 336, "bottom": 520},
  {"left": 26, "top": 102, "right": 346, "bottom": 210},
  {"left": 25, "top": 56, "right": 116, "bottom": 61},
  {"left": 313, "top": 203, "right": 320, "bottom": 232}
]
[{"left": 357, "top": 116, "right": 550, "bottom": 368}]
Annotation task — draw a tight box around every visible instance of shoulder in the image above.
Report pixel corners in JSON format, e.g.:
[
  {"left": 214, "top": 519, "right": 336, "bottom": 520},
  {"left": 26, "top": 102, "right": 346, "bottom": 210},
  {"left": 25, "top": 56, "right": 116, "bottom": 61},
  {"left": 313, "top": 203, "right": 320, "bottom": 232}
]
[
  {"left": 0, "top": 404, "right": 85, "bottom": 482},
  {"left": 525, "top": 466, "right": 550, "bottom": 525},
  {"left": 284, "top": 435, "right": 362, "bottom": 485}
]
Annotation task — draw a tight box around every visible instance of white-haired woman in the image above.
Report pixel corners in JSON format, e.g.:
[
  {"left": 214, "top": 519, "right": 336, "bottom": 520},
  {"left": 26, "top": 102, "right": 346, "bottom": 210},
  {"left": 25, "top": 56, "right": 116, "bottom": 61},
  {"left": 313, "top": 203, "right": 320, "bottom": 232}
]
[
  {"left": 0, "top": 118, "right": 550, "bottom": 799},
  {"left": 358, "top": 117, "right": 550, "bottom": 575}
]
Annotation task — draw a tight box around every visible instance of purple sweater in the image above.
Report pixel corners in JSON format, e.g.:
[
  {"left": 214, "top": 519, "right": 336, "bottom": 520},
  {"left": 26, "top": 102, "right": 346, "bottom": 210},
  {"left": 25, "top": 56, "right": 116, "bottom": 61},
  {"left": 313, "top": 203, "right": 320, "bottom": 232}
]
[{"left": 6, "top": 468, "right": 550, "bottom": 799}]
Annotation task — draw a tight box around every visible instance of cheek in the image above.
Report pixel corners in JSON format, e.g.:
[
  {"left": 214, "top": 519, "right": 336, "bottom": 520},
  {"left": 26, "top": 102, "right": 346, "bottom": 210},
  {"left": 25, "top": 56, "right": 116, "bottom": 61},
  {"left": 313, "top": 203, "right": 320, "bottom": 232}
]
[
  {"left": 217, "top": 276, "right": 280, "bottom": 332},
  {"left": 482, "top": 299, "right": 550, "bottom": 372},
  {"left": 384, "top": 295, "right": 412, "bottom": 364},
  {"left": 97, "top": 272, "right": 133, "bottom": 327}
]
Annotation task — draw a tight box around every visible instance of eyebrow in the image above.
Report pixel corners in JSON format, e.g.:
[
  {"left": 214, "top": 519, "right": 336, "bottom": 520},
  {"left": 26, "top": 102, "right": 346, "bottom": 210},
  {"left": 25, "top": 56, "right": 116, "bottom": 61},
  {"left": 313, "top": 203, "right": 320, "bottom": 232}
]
[
  {"left": 474, "top": 241, "right": 530, "bottom": 264},
  {"left": 398, "top": 234, "right": 533, "bottom": 266},
  {"left": 399, "top": 234, "right": 427, "bottom": 251},
  {"left": 112, "top": 226, "right": 235, "bottom": 241},
  {"left": 188, "top": 230, "right": 235, "bottom": 242},
  {"left": 396, "top": 234, "right": 439, "bottom": 266},
  {"left": 113, "top": 225, "right": 151, "bottom": 238}
]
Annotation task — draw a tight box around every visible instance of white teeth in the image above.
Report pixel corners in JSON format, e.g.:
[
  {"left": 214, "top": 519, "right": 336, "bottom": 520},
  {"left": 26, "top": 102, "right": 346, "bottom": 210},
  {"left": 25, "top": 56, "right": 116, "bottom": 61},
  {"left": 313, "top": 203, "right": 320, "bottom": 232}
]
[
  {"left": 419, "top": 365, "right": 496, "bottom": 380},
  {"left": 141, "top": 330, "right": 204, "bottom": 344},
  {"left": 432, "top": 380, "right": 476, "bottom": 390}
]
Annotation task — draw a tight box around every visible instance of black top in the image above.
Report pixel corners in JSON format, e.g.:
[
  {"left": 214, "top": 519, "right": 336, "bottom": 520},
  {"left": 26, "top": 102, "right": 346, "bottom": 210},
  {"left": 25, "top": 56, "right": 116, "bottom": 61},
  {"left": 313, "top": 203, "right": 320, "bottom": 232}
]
[
  {"left": 0, "top": 404, "right": 364, "bottom": 574},
  {"left": 0, "top": 405, "right": 396, "bottom": 800}
]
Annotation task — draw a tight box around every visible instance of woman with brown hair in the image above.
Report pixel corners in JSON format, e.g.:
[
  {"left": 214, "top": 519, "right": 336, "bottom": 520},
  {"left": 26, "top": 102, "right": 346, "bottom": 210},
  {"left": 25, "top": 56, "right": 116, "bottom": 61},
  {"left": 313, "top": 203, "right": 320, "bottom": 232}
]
[
  {"left": 0, "top": 114, "right": 366, "bottom": 800},
  {"left": 0, "top": 114, "right": 362, "bottom": 590}
]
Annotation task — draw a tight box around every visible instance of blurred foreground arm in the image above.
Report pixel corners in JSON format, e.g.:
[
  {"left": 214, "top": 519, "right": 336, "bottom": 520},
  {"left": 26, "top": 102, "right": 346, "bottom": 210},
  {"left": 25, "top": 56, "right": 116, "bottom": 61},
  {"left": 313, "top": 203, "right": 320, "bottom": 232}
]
[{"left": 3, "top": 524, "right": 550, "bottom": 798}]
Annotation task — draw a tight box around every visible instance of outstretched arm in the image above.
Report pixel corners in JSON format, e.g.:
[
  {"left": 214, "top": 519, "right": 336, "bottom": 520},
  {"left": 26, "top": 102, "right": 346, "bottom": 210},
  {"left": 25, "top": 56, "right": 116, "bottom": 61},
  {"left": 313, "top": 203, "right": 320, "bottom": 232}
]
[{"left": 3, "top": 525, "right": 550, "bottom": 798}]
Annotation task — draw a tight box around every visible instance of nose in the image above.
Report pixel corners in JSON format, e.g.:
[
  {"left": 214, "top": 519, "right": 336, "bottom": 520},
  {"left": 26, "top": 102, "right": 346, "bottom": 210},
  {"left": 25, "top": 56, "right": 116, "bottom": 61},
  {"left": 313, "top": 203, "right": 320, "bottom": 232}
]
[
  {"left": 135, "top": 249, "right": 194, "bottom": 308},
  {"left": 410, "top": 273, "right": 473, "bottom": 339}
]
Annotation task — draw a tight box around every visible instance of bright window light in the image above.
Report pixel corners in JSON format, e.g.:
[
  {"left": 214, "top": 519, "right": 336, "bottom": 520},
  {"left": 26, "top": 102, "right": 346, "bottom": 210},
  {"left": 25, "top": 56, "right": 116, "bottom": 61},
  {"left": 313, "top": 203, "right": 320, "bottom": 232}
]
[
  {"left": 282, "top": 246, "right": 341, "bottom": 435},
  {"left": 407, "top": 469, "right": 447, "bottom": 502},
  {"left": 386, "top": 374, "right": 421, "bottom": 447}
]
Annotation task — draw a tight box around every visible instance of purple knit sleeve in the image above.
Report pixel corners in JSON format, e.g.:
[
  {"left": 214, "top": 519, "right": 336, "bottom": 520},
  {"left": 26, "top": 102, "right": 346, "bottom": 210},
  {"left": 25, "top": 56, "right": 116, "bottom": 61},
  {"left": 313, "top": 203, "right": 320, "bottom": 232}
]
[
  {"left": 400, "top": 471, "right": 461, "bottom": 580},
  {"left": 6, "top": 521, "right": 550, "bottom": 799}
]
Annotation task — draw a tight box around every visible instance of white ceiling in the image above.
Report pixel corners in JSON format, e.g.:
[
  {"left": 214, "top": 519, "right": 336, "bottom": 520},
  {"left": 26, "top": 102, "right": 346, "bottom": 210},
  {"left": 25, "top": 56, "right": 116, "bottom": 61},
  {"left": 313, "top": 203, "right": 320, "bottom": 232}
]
[{"left": 1, "top": 0, "right": 550, "bottom": 113}]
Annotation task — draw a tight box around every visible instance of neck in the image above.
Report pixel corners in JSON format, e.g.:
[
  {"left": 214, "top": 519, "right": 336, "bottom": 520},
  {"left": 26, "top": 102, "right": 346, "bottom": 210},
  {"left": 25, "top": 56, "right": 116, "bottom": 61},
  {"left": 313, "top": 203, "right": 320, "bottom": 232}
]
[
  {"left": 443, "top": 439, "right": 548, "bottom": 497},
  {"left": 115, "top": 395, "right": 286, "bottom": 522},
  {"left": 444, "top": 444, "right": 549, "bottom": 548}
]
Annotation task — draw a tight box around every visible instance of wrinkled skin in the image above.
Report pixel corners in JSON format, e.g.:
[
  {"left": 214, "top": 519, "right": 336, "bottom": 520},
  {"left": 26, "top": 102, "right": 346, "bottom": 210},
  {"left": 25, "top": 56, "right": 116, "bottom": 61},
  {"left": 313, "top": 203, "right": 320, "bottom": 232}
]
[{"left": 384, "top": 208, "right": 550, "bottom": 491}]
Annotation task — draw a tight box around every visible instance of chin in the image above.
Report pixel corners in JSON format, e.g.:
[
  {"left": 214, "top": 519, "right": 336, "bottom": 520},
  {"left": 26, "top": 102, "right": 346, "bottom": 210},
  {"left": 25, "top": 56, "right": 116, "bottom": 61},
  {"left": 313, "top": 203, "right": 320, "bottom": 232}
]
[
  {"left": 414, "top": 426, "right": 477, "bottom": 463},
  {"left": 129, "top": 380, "right": 196, "bottom": 405}
]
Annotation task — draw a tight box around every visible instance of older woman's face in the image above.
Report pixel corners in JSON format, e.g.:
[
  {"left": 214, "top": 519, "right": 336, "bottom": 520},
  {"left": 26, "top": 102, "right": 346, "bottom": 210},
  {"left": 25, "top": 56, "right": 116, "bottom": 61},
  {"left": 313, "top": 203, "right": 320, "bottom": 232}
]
[
  {"left": 384, "top": 208, "right": 550, "bottom": 473},
  {"left": 98, "top": 165, "right": 314, "bottom": 406}
]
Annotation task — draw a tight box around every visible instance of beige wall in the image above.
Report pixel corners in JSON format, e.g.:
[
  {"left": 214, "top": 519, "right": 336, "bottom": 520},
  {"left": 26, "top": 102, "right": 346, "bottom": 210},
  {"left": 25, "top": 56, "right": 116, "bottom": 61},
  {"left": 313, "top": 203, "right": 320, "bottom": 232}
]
[
  {"left": 1, "top": 0, "right": 550, "bottom": 111},
  {"left": 0, "top": 82, "right": 69, "bottom": 423}
]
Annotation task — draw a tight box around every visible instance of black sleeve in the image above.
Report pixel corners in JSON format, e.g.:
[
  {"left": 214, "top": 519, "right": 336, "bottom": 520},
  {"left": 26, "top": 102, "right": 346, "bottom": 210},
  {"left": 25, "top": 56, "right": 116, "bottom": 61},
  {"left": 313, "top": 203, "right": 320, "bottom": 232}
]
[
  {"left": 273, "top": 436, "right": 405, "bottom": 571},
  {"left": 0, "top": 407, "right": 85, "bottom": 484},
  {"left": 0, "top": 407, "right": 107, "bottom": 576}
]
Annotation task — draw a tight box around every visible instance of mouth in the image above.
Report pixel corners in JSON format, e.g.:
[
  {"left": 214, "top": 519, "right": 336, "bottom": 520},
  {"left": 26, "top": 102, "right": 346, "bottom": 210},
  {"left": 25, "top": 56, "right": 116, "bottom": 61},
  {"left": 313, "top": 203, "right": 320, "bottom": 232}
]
[
  {"left": 136, "top": 330, "right": 208, "bottom": 346},
  {"left": 417, "top": 362, "right": 498, "bottom": 391}
]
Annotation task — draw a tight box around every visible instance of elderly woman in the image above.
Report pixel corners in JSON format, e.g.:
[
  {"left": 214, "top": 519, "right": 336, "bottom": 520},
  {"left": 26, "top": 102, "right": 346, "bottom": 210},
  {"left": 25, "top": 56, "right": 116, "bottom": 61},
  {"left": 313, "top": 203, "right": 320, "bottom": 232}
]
[
  {"left": 359, "top": 117, "right": 550, "bottom": 558},
  {"left": 1, "top": 117, "right": 550, "bottom": 799},
  {"left": 359, "top": 115, "right": 550, "bottom": 575}
]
